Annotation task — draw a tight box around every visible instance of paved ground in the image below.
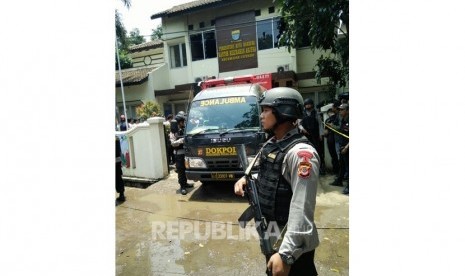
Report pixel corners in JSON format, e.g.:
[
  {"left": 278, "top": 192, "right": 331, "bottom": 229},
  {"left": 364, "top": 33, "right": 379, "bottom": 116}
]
[{"left": 116, "top": 167, "right": 349, "bottom": 275}]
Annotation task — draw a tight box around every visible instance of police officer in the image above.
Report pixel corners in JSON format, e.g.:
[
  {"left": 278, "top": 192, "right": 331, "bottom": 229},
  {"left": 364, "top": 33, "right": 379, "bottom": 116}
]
[
  {"left": 170, "top": 111, "right": 194, "bottom": 195},
  {"left": 324, "top": 100, "right": 341, "bottom": 175},
  {"left": 164, "top": 114, "right": 176, "bottom": 166},
  {"left": 118, "top": 114, "right": 128, "bottom": 131},
  {"left": 234, "top": 87, "right": 320, "bottom": 276},
  {"left": 116, "top": 136, "right": 125, "bottom": 203},
  {"left": 170, "top": 112, "right": 181, "bottom": 135},
  {"left": 300, "top": 98, "right": 326, "bottom": 175},
  {"left": 330, "top": 103, "right": 349, "bottom": 194}
]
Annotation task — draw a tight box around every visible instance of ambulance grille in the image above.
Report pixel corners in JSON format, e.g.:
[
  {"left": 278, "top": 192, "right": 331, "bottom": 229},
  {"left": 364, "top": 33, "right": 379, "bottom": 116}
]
[{"left": 206, "top": 159, "right": 240, "bottom": 169}]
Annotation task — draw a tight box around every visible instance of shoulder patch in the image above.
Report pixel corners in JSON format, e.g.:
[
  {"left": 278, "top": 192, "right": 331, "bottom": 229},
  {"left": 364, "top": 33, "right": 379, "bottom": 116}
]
[
  {"left": 298, "top": 161, "right": 312, "bottom": 178},
  {"left": 297, "top": 150, "right": 313, "bottom": 178},
  {"left": 297, "top": 150, "right": 313, "bottom": 161}
]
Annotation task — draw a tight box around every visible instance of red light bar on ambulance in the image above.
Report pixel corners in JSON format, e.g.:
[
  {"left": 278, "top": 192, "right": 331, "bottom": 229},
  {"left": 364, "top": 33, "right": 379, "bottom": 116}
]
[{"left": 200, "top": 73, "right": 272, "bottom": 90}]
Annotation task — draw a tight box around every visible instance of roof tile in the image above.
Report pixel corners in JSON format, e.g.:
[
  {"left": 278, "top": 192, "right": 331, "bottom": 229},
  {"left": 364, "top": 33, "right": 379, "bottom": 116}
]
[
  {"left": 151, "top": 0, "right": 238, "bottom": 19},
  {"left": 129, "top": 40, "right": 163, "bottom": 53},
  {"left": 115, "top": 66, "right": 158, "bottom": 87}
]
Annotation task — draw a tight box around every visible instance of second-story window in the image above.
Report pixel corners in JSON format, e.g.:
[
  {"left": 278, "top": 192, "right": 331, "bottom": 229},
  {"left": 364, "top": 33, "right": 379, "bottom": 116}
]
[
  {"left": 169, "top": 43, "right": 187, "bottom": 68},
  {"left": 190, "top": 30, "right": 217, "bottom": 61},
  {"left": 256, "top": 17, "right": 280, "bottom": 50}
]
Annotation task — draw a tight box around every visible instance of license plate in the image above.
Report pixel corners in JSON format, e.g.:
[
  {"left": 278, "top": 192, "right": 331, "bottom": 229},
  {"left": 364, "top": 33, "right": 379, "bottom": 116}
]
[{"left": 211, "top": 173, "right": 235, "bottom": 179}]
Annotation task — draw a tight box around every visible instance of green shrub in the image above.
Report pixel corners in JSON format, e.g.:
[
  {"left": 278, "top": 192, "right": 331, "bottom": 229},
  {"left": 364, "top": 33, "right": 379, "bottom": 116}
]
[{"left": 136, "top": 101, "right": 161, "bottom": 121}]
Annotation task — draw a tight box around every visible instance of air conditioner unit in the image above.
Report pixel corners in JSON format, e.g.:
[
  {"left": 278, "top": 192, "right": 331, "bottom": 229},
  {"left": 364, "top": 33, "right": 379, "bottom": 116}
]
[
  {"left": 276, "top": 64, "right": 289, "bottom": 73},
  {"left": 202, "top": 75, "right": 215, "bottom": 81}
]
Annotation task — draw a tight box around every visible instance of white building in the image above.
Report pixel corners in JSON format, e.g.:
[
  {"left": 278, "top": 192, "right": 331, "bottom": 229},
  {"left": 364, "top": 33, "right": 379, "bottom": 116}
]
[{"left": 116, "top": 0, "right": 348, "bottom": 118}]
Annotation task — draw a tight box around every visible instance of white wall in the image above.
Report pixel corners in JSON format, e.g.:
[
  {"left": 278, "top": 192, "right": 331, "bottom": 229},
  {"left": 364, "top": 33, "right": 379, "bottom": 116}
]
[
  {"left": 187, "top": 47, "right": 297, "bottom": 80},
  {"left": 131, "top": 48, "right": 164, "bottom": 68},
  {"left": 169, "top": 66, "right": 190, "bottom": 87},
  {"left": 296, "top": 48, "right": 329, "bottom": 73},
  {"left": 257, "top": 47, "right": 297, "bottom": 72},
  {"left": 116, "top": 81, "right": 153, "bottom": 103},
  {"left": 152, "top": 64, "right": 170, "bottom": 90},
  {"left": 116, "top": 117, "right": 168, "bottom": 180},
  {"left": 191, "top": 58, "right": 219, "bottom": 80}
]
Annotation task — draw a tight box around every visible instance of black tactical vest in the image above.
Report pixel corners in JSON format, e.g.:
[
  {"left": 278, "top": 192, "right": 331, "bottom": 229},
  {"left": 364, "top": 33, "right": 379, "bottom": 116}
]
[
  {"left": 257, "top": 132, "right": 309, "bottom": 226},
  {"left": 173, "top": 127, "right": 184, "bottom": 150}
]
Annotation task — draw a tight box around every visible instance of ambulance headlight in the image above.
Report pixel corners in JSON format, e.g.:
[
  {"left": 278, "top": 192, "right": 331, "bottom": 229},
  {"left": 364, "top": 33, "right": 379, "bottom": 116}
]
[{"left": 186, "top": 157, "right": 207, "bottom": 168}]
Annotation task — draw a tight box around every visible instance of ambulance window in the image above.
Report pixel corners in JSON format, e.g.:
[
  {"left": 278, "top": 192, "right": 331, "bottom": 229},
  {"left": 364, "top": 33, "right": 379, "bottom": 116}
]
[{"left": 185, "top": 96, "right": 260, "bottom": 134}]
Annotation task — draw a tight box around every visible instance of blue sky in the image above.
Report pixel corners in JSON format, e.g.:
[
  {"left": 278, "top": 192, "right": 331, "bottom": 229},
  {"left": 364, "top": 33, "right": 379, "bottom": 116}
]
[{"left": 116, "top": 0, "right": 193, "bottom": 40}]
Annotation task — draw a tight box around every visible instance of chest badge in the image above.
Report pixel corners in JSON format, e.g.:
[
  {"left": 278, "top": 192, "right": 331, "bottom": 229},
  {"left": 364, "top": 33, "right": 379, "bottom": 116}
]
[{"left": 267, "top": 153, "right": 276, "bottom": 159}]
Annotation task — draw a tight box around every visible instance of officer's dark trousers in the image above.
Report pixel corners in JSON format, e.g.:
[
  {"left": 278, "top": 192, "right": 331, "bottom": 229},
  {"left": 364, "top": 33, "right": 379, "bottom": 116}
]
[
  {"left": 175, "top": 154, "right": 187, "bottom": 187},
  {"left": 336, "top": 147, "right": 349, "bottom": 181},
  {"left": 265, "top": 250, "right": 318, "bottom": 276},
  {"left": 326, "top": 137, "right": 339, "bottom": 174},
  {"left": 305, "top": 134, "right": 325, "bottom": 173},
  {"left": 116, "top": 162, "right": 125, "bottom": 194},
  {"left": 341, "top": 150, "right": 349, "bottom": 179},
  {"left": 166, "top": 144, "right": 175, "bottom": 166},
  {"left": 169, "top": 146, "right": 175, "bottom": 164},
  {"left": 316, "top": 139, "right": 326, "bottom": 173}
]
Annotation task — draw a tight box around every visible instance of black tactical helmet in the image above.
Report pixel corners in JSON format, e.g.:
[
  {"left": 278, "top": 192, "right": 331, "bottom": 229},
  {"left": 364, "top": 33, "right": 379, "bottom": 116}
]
[
  {"left": 304, "top": 98, "right": 314, "bottom": 106},
  {"left": 259, "top": 87, "right": 304, "bottom": 120},
  {"left": 175, "top": 111, "right": 186, "bottom": 122}
]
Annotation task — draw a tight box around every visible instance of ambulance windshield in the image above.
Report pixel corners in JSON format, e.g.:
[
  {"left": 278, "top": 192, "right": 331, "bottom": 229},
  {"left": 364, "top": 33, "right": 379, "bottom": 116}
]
[{"left": 186, "top": 96, "right": 260, "bottom": 135}]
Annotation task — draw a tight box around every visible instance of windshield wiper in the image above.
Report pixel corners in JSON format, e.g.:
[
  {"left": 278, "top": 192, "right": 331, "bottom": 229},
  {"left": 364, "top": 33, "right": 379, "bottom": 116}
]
[
  {"left": 188, "top": 128, "right": 219, "bottom": 137},
  {"left": 219, "top": 127, "right": 258, "bottom": 136},
  {"left": 219, "top": 128, "right": 234, "bottom": 136}
]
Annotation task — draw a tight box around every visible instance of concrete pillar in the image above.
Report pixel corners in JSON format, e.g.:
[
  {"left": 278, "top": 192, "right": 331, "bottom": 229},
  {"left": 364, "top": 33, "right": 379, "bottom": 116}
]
[{"left": 147, "top": 117, "right": 169, "bottom": 178}]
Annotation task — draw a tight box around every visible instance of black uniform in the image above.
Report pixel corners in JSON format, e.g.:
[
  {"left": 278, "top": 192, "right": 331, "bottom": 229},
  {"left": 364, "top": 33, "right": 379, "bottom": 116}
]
[
  {"left": 333, "top": 115, "right": 349, "bottom": 186},
  {"left": 325, "top": 114, "right": 340, "bottom": 174},
  {"left": 300, "top": 109, "right": 319, "bottom": 146},
  {"left": 164, "top": 124, "right": 175, "bottom": 166},
  {"left": 170, "top": 119, "right": 178, "bottom": 135},
  {"left": 115, "top": 137, "right": 125, "bottom": 197},
  {"left": 301, "top": 109, "right": 326, "bottom": 174},
  {"left": 337, "top": 116, "right": 349, "bottom": 178},
  {"left": 171, "top": 127, "right": 188, "bottom": 188}
]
